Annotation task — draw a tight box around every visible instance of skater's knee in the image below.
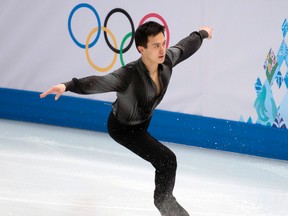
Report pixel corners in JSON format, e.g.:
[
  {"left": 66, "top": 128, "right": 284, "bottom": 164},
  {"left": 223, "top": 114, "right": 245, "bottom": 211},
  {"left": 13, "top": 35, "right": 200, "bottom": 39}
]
[
  {"left": 168, "top": 151, "right": 177, "bottom": 170},
  {"left": 155, "top": 150, "right": 177, "bottom": 172}
]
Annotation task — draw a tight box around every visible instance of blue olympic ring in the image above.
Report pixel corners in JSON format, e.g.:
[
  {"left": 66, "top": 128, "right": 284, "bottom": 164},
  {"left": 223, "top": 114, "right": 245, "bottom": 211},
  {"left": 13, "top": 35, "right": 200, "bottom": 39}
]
[{"left": 68, "top": 3, "right": 101, "bottom": 49}]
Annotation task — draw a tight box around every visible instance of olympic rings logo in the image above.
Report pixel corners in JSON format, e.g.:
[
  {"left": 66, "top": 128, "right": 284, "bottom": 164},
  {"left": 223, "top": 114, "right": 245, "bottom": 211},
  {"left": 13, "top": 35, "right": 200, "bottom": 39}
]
[{"left": 68, "top": 3, "right": 170, "bottom": 72}]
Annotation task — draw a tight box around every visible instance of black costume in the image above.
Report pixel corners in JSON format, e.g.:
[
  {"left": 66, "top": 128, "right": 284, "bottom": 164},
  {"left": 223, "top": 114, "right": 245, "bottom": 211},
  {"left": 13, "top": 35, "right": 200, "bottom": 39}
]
[{"left": 64, "top": 30, "right": 208, "bottom": 216}]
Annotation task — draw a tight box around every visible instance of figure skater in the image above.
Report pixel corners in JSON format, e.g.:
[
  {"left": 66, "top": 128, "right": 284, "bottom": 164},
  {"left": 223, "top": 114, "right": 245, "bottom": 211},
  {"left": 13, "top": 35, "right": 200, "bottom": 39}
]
[{"left": 40, "top": 21, "right": 213, "bottom": 216}]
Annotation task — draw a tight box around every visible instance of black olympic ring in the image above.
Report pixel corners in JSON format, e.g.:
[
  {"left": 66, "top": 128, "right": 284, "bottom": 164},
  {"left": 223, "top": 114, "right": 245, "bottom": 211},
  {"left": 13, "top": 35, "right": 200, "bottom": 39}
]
[{"left": 103, "top": 8, "right": 135, "bottom": 54}]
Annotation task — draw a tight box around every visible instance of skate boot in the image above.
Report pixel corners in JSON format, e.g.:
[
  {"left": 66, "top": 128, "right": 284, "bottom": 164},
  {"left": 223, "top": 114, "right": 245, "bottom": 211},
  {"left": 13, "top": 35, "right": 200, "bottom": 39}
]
[{"left": 156, "top": 195, "right": 189, "bottom": 216}]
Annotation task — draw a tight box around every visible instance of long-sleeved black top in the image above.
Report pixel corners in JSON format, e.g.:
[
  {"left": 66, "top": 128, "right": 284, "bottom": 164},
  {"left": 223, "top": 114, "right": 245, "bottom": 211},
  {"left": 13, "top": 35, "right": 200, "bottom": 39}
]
[{"left": 64, "top": 30, "right": 208, "bottom": 125}]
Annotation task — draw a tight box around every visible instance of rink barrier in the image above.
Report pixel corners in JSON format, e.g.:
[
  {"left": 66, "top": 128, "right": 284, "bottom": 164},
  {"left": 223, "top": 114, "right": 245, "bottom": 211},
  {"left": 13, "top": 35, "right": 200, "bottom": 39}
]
[{"left": 1, "top": 87, "right": 288, "bottom": 161}]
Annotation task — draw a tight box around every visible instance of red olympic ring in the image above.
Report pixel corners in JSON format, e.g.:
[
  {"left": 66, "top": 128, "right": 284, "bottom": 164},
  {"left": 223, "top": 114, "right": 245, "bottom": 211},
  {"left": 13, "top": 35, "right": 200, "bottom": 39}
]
[{"left": 139, "top": 13, "right": 170, "bottom": 48}]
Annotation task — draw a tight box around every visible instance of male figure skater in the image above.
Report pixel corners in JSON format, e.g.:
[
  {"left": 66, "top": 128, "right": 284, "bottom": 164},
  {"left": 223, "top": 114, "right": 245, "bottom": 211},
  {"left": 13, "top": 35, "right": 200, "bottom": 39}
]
[{"left": 40, "top": 21, "right": 212, "bottom": 216}]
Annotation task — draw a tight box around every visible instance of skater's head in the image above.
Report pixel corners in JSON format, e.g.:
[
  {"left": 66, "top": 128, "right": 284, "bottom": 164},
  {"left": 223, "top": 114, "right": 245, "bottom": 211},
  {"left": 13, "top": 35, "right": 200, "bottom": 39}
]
[
  {"left": 135, "top": 21, "right": 166, "bottom": 64},
  {"left": 135, "top": 21, "right": 165, "bottom": 53}
]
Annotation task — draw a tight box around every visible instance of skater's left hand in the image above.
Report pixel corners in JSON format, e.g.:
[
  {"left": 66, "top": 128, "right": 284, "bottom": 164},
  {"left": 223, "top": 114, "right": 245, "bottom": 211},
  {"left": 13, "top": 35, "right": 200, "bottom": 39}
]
[{"left": 199, "top": 26, "right": 213, "bottom": 39}]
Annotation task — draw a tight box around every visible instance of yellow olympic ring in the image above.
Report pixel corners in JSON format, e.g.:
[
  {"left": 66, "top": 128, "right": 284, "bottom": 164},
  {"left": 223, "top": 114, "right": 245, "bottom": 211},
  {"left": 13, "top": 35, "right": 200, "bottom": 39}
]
[{"left": 85, "top": 26, "right": 118, "bottom": 72}]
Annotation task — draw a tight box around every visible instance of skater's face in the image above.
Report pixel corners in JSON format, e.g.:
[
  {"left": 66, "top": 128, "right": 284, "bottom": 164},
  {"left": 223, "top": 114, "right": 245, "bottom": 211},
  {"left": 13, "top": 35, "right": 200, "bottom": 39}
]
[{"left": 138, "top": 32, "right": 166, "bottom": 64}]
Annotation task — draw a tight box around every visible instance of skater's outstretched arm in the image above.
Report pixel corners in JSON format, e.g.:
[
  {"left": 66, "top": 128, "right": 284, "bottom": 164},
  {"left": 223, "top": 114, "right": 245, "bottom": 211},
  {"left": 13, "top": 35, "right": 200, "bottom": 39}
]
[{"left": 40, "top": 84, "right": 66, "bottom": 100}]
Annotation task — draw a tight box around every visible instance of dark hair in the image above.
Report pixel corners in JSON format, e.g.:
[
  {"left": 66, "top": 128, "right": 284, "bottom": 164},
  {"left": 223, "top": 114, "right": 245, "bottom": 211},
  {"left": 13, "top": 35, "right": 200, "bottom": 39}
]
[{"left": 135, "top": 21, "right": 165, "bottom": 51}]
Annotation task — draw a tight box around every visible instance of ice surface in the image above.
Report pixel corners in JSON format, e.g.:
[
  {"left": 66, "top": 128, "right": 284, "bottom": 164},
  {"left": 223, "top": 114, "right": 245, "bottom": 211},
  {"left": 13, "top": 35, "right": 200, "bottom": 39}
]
[{"left": 0, "top": 119, "right": 287, "bottom": 216}]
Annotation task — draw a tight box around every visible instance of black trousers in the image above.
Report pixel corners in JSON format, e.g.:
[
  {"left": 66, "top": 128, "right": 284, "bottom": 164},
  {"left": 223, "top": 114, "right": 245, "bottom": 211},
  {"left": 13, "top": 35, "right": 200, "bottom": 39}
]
[{"left": 107, "top": 111, "right": 177, "bottom": 208}]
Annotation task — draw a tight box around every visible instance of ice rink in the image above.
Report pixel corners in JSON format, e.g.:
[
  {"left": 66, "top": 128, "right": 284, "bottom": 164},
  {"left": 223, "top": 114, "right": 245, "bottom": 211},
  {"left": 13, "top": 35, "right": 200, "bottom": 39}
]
[{"left": 1, "top": 119, "right": 288, "bottom": 216}]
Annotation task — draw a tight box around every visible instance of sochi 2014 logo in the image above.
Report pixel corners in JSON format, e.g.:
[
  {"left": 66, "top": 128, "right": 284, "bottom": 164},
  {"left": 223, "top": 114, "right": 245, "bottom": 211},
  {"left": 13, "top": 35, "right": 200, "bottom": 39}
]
[{"left": 68, "top": 3, "right": 170, "bottom": 72}]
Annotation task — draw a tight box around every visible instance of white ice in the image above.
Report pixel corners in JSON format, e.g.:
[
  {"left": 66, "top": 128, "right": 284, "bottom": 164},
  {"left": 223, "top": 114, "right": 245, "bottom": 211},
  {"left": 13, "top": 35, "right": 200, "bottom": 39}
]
[{"left": 0, "top": 119, "right": 288, "bottom": 216}]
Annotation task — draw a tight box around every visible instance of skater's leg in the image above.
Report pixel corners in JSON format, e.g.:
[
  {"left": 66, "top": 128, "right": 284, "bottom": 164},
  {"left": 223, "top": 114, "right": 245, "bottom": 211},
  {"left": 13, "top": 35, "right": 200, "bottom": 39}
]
[{"left": 107, "top": 112, "right": 189, "bottom": 215}]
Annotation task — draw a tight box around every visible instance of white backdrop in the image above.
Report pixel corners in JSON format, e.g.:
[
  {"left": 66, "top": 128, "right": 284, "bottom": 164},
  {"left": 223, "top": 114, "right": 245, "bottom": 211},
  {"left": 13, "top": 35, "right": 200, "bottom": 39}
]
[{"left": 1, "top": 0, "right": 287, "bottom": 126}]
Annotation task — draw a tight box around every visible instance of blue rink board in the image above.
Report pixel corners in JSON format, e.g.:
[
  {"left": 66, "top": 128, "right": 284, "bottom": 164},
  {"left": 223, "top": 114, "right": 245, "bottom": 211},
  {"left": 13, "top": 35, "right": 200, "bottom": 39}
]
[{"left": 1, "top": 88, "right": 287, "bottom": 160}]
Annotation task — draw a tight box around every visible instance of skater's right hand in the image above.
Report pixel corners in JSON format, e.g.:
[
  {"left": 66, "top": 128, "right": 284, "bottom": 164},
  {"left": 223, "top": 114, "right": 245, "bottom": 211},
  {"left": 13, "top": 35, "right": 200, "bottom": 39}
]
[{"left": 40, "top": 84, "right": 66, "bottom": 100}]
